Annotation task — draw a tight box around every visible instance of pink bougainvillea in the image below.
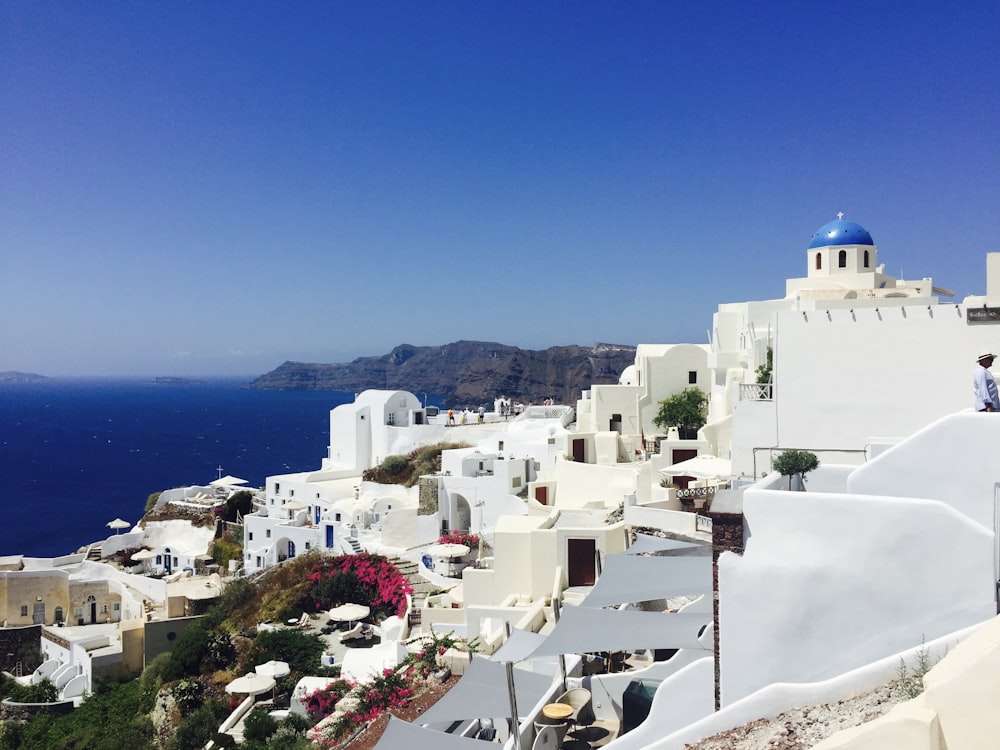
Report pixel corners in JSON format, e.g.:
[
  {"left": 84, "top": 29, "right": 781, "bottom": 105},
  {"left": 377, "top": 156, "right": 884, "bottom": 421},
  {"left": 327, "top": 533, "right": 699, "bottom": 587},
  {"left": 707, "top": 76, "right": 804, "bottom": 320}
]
[
  {"left": 304, "top": 552, "right": 412, "bottom": 618},
  {"left": 437, "top": 530, "right": 479, "bottom": 547}
]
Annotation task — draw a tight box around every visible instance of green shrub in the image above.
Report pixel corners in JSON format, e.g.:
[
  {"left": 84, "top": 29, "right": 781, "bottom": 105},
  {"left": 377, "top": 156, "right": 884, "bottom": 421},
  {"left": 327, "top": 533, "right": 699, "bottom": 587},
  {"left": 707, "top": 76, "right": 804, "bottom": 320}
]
[
  {"left": 248, "top": 629, "right": 325, "bottom": 675},
  {"left": 211, "top": 537, "right": 243, "bottom": 570},
  {"left": 146, "top": 492, "right": 161, "bottom": 512},
  {"left": 653, "top": 387, "right": 708, "bottom": 438},
  {"left": 381, "top": 454, "right": 409, "bottom": 476},
  {"left": 243, "top": 707, "right": 278, "bottom": 743},
  {"left": 169, "top": 701, "right": 228, "bottom": 750},
  {"left": 771, "top": 450, "right": 820, "bottom": 490}
]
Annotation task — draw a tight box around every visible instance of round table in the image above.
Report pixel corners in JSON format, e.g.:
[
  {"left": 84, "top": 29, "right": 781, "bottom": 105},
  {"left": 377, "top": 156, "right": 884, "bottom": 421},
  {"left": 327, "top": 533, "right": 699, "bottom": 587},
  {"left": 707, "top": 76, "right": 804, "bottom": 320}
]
[{"left": 541, "top": 702, "right": 573, "bottom": 721}]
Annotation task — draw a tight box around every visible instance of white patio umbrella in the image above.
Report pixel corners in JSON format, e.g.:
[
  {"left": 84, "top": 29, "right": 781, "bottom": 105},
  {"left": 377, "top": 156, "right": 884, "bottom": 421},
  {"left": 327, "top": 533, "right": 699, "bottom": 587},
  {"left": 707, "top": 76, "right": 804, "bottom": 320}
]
[
  {"left": 107, "top": 518, "right": 131, "bottom": 534},
  {"left": 131, "top": 549, "right": 157, "bottom": 561},
  {"left": 226, "top": 672, "right": 275, "bottom": 696},
  {"left": 328, "top": 603, "right": 370, "bottom": 624},
  {"left": 659, "top": 454, "right": 732, "bottom": 479},
  {"left": 254, "top": 660, "right": 291, "bottom": 679},
  {"left": 210, "top": 475, "right": 248, "bottom": 488}
]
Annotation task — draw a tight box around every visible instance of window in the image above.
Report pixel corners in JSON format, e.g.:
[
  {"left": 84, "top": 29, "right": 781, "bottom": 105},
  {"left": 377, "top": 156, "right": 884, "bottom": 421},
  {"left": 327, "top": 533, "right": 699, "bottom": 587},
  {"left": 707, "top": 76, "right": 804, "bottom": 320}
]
[
  {"left": 838, "top": 249, "right": 847, "bottom": 268},
  {"left": 266, "top": 529, "right": 271, "bottom": 538},
  {"left": 498, "top": 440, "right": 504, "bottom": 452},
  {"left": 863, "top": 250, "right": 870, "bottom": 267},
  {"left": 290, "top": 489, "right": 294, "bottom": 497},
  {"left": 74, "top": 608, "right": 83, "bottom": 618},
  {"left": 113, "top": 603, "right": 120, "bottom": 612},
  {"left": 688, "top": 371, "right": 697, "bottom": 384},
  {"left": 275, "top": 483, "right": 280, "bottom": 493},
  {"left": 101, "top": 604, "right": 108, "bottom": 614},
  {"left": 20, "top": 605, "right": 27, "bottom": 617},
  {"left": 156, "top": 555, "right": 162, "bottom": 565},
  {"left": 816, "top": 253, "right": 822, "bottom": 270},
  {"left": 335, "top": 513, "right": 342, "bottom": 522},
  {"left": 305, "top": 542, "right": 311, "bottom": 550},
  {"left": 249, "top": 532, "right": 253, "bottom": 540}
]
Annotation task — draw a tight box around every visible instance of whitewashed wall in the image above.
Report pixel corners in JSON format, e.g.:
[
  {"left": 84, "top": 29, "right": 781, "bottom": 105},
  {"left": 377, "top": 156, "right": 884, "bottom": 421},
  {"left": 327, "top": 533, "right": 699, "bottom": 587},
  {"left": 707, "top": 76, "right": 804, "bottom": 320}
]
[
  {"left": 718, "top": 487, "right": 995, "bottom": 705},
  {"left": 770, "top": 303, "right": 1000, "bottom": 457},
  {"left": 848, "top": 411, "right": 1000, "bottom": 531}
]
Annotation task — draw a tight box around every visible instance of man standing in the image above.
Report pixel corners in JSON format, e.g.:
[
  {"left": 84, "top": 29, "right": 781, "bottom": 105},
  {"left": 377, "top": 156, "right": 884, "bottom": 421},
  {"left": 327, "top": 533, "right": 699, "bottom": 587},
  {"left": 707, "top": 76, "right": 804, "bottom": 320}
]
[{"left": 974, "top": 350, "right": 1000, "bottom": 412}]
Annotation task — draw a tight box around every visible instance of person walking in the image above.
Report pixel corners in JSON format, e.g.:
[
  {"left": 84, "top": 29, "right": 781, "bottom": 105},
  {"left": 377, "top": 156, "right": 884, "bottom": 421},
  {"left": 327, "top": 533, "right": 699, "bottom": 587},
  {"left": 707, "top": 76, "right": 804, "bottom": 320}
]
[{"left": 974, "top": 350, "right": 1000, "bottom": 412}]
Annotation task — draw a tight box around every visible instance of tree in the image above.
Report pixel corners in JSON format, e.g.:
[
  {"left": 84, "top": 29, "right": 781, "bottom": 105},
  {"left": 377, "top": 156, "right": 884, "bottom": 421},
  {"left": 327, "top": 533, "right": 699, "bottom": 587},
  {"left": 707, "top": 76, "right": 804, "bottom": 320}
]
[
  {"left": 653, "top": 387, "right": 708, "bottom": 439},
  {"left": 755, "top": 346, "right": 773, "bottom": 384},
  {"left": 771, "top": 450, "right": 819, "bottom": 490}
]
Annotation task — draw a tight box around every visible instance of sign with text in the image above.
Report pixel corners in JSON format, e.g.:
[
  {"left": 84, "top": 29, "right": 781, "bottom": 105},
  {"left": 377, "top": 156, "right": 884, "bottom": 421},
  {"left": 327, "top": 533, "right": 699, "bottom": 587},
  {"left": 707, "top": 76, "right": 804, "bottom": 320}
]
[{"left": 967, "top": 307, "right": 1000, "bottom": 324}]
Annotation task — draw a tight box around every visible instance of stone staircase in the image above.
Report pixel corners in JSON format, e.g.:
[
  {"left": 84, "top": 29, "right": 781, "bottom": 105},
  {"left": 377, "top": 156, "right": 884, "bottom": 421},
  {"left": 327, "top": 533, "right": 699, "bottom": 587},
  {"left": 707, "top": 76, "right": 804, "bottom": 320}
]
[{"left": 385, "top": 556, "right": 438, "bottom": 630}]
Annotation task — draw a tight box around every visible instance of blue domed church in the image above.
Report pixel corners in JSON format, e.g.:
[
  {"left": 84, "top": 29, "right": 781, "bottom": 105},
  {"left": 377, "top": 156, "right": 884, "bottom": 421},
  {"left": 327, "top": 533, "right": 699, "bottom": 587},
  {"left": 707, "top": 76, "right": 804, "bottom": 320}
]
[{"left": 785, "top": 215, "right": 933, "bottom": 301}]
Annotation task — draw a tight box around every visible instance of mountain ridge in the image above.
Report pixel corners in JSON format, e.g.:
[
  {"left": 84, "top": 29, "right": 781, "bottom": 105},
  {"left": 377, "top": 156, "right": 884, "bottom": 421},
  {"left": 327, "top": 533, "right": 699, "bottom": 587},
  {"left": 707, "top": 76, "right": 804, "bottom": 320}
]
[{"left": 248, "top": 340, "right": 637, "bottom": 406}]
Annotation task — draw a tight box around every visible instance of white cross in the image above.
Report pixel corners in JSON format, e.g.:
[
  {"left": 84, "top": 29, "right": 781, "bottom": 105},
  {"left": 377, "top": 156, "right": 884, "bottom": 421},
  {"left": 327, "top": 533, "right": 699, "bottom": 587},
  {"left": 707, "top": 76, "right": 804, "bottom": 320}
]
[
  {"left": 837, "top": 211, "right": 844, "bottom": 220},
  {"left": 217, "top": 465, "right": 224, "bottom": 479}
]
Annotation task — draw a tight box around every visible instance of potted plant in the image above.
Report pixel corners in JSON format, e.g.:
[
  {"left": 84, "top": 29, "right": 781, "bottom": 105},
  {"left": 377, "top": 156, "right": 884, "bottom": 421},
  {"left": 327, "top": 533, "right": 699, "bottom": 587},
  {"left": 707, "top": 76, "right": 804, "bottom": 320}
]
[{"left": 772, "top": 450, "right": 819, "bottom": 491}]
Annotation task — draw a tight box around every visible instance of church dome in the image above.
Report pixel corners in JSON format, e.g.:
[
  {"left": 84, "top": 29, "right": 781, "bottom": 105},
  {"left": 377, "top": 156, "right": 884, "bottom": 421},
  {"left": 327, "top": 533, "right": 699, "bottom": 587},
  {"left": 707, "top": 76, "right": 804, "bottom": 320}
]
[{"left": 808, "top": 218, "right": 874, "bottom": 249}]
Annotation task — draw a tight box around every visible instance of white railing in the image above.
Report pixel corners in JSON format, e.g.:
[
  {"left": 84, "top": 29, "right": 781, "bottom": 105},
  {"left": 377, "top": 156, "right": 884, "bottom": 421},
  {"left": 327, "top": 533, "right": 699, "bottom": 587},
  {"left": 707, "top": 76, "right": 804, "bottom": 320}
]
[{"left": 740, "top": 383, "right": 773, "bottom": 401}]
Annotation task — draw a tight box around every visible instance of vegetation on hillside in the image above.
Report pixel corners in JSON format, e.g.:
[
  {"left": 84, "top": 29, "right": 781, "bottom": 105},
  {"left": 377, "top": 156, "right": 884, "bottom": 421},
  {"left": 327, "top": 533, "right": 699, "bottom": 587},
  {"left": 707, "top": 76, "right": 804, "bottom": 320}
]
[
  {"left": 0, "top": 550, "right": 420, "bottom": 750},
  {"left": 362, "top": 442, "right": 470, "bottom": 486}
]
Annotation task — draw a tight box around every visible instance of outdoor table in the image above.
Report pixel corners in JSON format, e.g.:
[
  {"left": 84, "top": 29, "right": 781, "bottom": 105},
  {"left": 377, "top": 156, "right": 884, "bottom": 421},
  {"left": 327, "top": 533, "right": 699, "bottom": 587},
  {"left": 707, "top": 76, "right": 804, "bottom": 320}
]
[{"left": 541, "top": 702, "right": 573, "bottom": 721}]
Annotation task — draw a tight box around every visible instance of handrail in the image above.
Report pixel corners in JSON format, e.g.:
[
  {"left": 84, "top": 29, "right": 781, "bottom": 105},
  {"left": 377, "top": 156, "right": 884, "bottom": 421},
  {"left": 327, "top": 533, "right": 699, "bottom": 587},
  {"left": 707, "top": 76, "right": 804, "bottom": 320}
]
[{"left": 739, "top": 383, "right": 773, "bottom": 401}]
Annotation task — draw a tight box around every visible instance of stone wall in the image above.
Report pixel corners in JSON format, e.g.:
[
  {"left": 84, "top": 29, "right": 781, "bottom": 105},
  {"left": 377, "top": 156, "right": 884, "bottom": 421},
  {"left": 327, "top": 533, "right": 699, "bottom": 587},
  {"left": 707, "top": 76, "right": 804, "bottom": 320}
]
[
  {"left": 0, "top": 624, "right": 41, "bottom": 674},
  {"left": 709, "top": 509, "right": 745, "bottom": 711}
]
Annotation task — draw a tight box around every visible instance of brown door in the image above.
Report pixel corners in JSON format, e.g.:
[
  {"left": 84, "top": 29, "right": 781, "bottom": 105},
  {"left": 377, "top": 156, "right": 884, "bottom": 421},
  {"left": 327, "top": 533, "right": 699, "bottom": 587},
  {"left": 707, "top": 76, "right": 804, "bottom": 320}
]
[
  {"left": 671, "top": 448, "right": 698, "bottom": 489},
  {"left": 572, "top": 439, "right": 585, "bottom": 463},
  {"left": 567, "top": 538, "right": 597, "bottom": 586},
  {"left": 535, "top": 486, "right": 549, "bottom": 505}
]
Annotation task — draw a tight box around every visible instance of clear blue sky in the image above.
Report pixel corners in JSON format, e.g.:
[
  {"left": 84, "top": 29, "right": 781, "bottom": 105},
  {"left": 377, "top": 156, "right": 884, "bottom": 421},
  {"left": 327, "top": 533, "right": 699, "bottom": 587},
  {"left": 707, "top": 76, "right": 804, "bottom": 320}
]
[{"left": 2, "top": 1, "right": 998, "bottom": 376}]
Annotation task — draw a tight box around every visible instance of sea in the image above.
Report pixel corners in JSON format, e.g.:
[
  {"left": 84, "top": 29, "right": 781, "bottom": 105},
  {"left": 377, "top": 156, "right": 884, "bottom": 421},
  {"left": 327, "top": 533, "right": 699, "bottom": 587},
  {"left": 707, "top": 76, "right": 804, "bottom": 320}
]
[{"left": 0, "top": 377, "right": 356, "bottom": 559}]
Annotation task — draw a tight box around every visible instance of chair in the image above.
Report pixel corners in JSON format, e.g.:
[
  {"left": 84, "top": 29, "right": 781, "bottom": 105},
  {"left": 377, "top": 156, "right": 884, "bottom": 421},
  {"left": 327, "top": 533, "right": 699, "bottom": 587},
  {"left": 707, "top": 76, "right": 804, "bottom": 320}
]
[
  {"left": 532, "top": 715, "right": 569, "bottom": 748},
  {"left": 556, "top": 687, "right": 595, "bottom": 727}
]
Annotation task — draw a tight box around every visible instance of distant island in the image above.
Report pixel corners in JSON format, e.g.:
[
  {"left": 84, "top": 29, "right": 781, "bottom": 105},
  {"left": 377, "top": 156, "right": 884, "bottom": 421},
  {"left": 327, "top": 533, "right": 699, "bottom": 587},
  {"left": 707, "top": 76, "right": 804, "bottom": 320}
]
[
  {"left": 248, "top": 340, "right": 637, "bottom": 406},
  {"left": 150, "top": 376, "right": 203, "bottom": 385},
  {"left": 0, "top": 371, "right": 48, "bottom": 384}
]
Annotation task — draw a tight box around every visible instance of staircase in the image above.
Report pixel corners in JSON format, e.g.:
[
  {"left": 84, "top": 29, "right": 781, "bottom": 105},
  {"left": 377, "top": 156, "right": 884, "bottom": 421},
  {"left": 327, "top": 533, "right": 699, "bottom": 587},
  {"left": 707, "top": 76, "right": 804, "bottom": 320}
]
[
  {"left": 86, "top": 543, "right": 103, "bottom": 561},
  {"left": 385, "top": 556, "right": 438, "bottom": 630}
]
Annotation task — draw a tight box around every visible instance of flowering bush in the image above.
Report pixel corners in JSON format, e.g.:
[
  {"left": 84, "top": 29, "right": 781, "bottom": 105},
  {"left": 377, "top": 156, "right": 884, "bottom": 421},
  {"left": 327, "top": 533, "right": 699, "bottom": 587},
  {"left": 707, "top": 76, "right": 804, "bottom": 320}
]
[
  {"left": 302, "top": 552, "right": 412, "bottom": 619},
  {"left": 437, "top": 530, "right": 479, "bottom": 547},
  {"left": 303, "top": 678, "right": 354, "bottom": 719}
]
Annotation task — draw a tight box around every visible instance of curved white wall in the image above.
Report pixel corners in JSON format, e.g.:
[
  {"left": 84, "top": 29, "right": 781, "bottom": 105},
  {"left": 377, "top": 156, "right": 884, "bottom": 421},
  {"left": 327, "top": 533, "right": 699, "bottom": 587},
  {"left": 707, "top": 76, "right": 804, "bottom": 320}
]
[{"left": 719, "top": 488, "right": 995, "bottom": 704}]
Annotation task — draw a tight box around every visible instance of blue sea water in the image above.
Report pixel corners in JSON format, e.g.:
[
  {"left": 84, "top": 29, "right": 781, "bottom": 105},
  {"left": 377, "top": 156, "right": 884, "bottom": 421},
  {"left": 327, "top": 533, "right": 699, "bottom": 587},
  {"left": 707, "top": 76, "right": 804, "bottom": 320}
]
[{"left": 0, "top": 378, "right": 354, "bottom": 558}]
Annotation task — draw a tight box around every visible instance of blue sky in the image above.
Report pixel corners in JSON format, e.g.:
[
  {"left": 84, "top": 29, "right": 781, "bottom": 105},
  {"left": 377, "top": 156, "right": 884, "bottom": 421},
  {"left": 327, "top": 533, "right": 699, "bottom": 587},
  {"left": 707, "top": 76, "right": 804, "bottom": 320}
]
[{"left": 2, "top": 1, "right": 998, "bottom": 376}]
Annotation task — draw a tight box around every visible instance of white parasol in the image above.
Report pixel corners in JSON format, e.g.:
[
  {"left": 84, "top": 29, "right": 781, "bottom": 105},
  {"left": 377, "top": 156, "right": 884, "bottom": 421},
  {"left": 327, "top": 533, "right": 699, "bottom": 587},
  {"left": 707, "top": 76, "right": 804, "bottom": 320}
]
[
  {"left": 659, "top": 454, "right": 732, "bottom": 479},
  {"left": 328, "top": 603, "right": 370, "bottom": 623},
  {"left": 107, "top": 518, "right": 131, "bottom": 534},
  {"left": 210, "top": 475, "right": 248, "bottom": 488},
  {"left": 254, "top": 660, "right": 290, "bottom": 679},
  {"left": 226, "top": 672, "right": 276, "bottom": 696},
  {"left": 131, "top": 549, "right": 157, "bottom": 561}
]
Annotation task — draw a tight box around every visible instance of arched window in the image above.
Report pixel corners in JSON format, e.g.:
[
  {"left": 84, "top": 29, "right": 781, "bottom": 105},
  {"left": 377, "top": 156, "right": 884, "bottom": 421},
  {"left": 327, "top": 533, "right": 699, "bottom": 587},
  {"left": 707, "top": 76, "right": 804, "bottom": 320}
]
[
  {"left": 838, "top": 250, "right": 847, "bottom": 268},
  {"left": 815, "top": 253, "right": 822, "bottom": 270},
  {"left": 863, "top": 250, "right": 870, "bottom": 267}
]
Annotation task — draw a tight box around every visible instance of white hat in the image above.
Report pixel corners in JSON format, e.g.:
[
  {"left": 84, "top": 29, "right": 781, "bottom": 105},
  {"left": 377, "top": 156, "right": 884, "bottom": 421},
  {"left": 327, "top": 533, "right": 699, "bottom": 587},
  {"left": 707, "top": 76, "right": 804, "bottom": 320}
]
[{"left": 977, "top": 349, "right": 996, "bottom": 362}]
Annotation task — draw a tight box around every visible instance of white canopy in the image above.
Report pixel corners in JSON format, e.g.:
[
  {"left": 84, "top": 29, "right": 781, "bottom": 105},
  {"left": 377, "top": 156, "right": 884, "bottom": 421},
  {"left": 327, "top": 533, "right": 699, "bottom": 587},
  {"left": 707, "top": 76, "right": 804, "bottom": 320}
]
[
  {"left": 419, "top": 655, "right": 554, "bottom": 725},
  {"left": 107, "top": 517, "right": 131, "bottom": 530},
  {"left": 226, "top": 672, "right": 275, "bottom": 695},
  {"left": 490, "top": 628, "right": 547, "bottom": 663},
  {"left": 581, "top": 552, "right": 712, "bottom": 608},
  {"left": 660, "top": 454, "right": 732, "bottom": 478},
  {"left": 525, "top": 607, "right": 710, "bottom": 659},
  {"left": 210, "top": 475, "right": 248, "bottom": 487},
  {"left": 328, "top": 603, "right": 370, "bottom": 622},
  {"left": 374, "top": 716, "right": 489, "bottom": 750},
  {"left": 283, "top": 500, "right": 308, "bottom": 510},
  {"left": 131, "top": 549, "right": 157, "bottom": 561},
  {"left": 254, "top": 660, "right": 290, "bottom": 679}
]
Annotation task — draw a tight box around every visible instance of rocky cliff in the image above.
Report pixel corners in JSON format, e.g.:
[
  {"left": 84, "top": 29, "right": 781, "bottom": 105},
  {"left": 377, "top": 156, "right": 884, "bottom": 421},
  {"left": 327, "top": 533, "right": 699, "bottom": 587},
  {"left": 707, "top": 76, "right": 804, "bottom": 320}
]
[{"left": 248, "top": 341, "right": 636, "bottom": 406}]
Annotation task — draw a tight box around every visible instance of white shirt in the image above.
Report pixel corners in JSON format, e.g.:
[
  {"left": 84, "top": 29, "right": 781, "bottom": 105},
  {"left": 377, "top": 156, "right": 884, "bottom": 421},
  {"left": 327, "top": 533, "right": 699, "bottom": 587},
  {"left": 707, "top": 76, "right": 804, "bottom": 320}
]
[{"left": 973, "top": 364, "right": 999, "bottom": 410}]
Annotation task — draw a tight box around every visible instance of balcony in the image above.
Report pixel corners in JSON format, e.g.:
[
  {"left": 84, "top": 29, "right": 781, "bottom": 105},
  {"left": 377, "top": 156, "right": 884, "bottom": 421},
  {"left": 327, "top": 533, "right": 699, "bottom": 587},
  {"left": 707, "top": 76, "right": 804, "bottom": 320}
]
[{"left": 740, "top": 383, "right": 773, "bottom": 401}]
